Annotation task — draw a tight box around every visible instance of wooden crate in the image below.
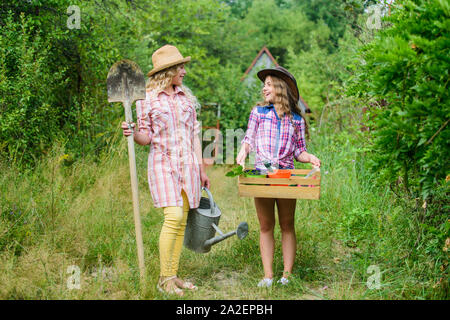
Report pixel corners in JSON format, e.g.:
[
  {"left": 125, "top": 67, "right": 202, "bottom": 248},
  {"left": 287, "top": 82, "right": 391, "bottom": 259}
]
[{"left": 238, "top": 169, "right": 321, "bottom": 200}]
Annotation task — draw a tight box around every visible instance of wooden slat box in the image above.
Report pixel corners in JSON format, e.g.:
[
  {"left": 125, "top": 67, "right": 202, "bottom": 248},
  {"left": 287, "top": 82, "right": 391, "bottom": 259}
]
[{"left": 238, "top": 169, "right": 321, "bottom": 200}]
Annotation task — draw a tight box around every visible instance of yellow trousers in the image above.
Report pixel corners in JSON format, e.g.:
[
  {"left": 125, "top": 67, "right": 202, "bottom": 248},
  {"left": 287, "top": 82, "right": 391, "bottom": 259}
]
[{"left": 160, "top": 190, "right": 190, "bottom": 277}]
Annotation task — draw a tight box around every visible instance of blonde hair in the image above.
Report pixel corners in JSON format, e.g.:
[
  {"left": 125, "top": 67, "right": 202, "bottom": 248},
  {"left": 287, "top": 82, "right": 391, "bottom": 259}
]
[{"left": 146, "top": 63, "right": 200, "bottom": 109}]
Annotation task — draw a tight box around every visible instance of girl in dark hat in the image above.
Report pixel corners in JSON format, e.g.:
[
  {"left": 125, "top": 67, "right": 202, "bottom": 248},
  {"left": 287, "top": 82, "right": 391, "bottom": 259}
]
[{"left": 237, "top": 66, "right": 321, "bottom": 287}]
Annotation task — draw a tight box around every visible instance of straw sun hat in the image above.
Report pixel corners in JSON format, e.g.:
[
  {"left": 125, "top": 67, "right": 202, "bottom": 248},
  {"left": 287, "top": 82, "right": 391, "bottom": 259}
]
[{"left": 147, "top": 45, "right": 191, "bottom": 77}]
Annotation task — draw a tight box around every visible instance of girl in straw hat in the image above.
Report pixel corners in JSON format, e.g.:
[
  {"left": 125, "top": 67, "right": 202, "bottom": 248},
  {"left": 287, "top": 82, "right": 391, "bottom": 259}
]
[
  {"left": 236, "top": 66, "right": 321, "bottom": 287},
  {"left": 122, "top": 45, "right": 210, "bottom": 296}
]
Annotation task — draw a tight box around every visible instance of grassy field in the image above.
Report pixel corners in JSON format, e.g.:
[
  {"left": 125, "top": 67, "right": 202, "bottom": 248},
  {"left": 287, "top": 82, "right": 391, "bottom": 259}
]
[{"left": 0, "top": 128, "right": 448, "bottom": 300}]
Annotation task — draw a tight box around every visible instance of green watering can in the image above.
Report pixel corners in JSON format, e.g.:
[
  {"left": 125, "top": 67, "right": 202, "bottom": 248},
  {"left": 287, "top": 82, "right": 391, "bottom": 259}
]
[{"left": 183, "top": 187, "right": 249, "bottom": 253}]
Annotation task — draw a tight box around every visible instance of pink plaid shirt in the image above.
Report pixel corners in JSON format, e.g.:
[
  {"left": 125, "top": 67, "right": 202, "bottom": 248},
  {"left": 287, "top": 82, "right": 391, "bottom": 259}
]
[
  {"left": 136, "top": 86, "right": 201, "bottom": 208},
  {"left": 242, "top": 104, "right": 307, "bottom": 170}
]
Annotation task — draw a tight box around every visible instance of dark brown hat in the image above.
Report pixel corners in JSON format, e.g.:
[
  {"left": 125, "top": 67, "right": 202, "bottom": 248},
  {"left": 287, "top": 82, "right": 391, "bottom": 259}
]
[{"left": 257, "top": 66, "right": 299, "bottom": 102}]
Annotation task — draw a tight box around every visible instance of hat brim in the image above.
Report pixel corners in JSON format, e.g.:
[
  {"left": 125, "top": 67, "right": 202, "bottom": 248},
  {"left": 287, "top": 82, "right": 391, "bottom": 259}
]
[
  {"left": 147, "top": 56, "right": 191, "bottom": 77},
  {"left": 257, "top": 68, "right": 299, "bottom": 101}
]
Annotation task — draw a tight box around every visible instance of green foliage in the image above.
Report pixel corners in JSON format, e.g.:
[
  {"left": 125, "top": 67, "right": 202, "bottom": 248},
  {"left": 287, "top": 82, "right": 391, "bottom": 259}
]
[
  {"left": 221, "top": 0, "right": 253, "bottom": 18},
  {"left": 210, "top": 64, "right": 260, "bottom": 130},
  {"left": 297, "top": 0, "right": 368, "bottom": 51},
  {"left": 0, "top": 13, "right": 66, "bottom": 163},
  {"left": 288, "top": 27, "right": 362, "bottom": 114},
  {"left": 225, "top": 165, "right": 245, "bottom": 177},
  {"left": 0, "top": 0, "right": 123, "bottom": 165},
  {"left": 227, "top": 0, "right": 320, "bottom": 68},
  {"left": 349, "top": 0, "right": 450, "bottom": 200}
]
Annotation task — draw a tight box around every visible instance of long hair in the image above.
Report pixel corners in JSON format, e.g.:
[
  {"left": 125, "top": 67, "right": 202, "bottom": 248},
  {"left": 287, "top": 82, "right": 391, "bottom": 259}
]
[
  {"left": 146, "top": 63, "right": 200, "bottom": 109},
  {"left": 259, "top": 75, "right": 309, "bottom": 138}
]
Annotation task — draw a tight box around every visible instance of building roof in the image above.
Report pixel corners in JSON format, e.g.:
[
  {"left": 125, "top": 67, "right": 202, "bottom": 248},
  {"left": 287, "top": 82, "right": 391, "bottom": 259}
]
[{"left": 241, "top": 46, "right": 278, "bottom": 81}]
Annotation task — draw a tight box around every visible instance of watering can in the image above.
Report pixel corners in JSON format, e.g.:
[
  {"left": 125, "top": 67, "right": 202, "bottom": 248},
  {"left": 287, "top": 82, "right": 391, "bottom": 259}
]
[{"left": 184, "top": 187, "right": 249, "bottom": 253}]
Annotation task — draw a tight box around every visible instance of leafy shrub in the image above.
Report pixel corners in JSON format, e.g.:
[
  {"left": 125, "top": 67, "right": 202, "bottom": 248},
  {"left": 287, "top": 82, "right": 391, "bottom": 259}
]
[
  {"left": 349, "top": 0, "right": 450, "bottom": 200},
  {"left": 0, "top": 13, "right": 66, "bottom": 164}
]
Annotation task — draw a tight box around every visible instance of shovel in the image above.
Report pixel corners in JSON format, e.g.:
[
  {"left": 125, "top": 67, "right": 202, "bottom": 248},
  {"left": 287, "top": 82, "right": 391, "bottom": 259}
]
[{"left": 107, "top": 59, "right": 146, "bottom": 283}]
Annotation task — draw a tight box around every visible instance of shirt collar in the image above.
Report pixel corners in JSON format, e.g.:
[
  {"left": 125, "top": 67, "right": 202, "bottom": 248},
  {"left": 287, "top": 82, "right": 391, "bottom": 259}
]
[
  {"left": 266, "top": 103, "right": 282, "bottom": 120},
  {"left": 160, "top": 85, "right": 185, "bottom": 96}
]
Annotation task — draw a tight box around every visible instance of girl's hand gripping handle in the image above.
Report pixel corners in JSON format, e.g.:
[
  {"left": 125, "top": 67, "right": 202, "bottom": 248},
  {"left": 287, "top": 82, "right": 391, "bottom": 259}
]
[{"left": 122, "top": 121, "right": 135, "bottom": 137}]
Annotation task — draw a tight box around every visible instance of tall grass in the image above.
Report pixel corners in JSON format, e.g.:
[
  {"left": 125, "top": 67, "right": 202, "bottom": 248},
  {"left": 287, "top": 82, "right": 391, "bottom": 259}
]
[{"left": 0, "top": 124, "right": 447, "bottom": 299}]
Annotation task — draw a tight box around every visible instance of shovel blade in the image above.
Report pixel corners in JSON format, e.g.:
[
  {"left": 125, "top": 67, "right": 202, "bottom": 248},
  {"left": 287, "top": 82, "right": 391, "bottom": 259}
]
[{"left": 107, "top": 59, "right": 146, "bottom": 104}]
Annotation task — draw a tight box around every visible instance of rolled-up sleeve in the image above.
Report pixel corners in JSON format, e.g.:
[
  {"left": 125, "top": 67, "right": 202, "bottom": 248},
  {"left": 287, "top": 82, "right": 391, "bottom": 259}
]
[
  {"left": 241, "top": 107, "right": 259, "bottom": 151},
  {"left": 294, "top": 117, "right": 307, "bottom": 161},
  {"left": 136, "top": 99, "right": 152, "bottom": 140}
]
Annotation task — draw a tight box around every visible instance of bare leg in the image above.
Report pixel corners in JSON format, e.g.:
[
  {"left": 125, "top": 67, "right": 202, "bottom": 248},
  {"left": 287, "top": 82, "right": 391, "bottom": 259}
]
[
  {"left": 276, "top": 198, "right": 297, "bottom": 278},
  {"left": 254, "top": 197, "right": 276, "bottom": 279}
]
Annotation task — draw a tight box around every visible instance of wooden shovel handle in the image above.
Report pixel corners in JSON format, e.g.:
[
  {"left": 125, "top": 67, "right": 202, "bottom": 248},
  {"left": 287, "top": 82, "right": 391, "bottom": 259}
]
[{"left": 124, "top": 100, "right": 146, "bottom": 283}]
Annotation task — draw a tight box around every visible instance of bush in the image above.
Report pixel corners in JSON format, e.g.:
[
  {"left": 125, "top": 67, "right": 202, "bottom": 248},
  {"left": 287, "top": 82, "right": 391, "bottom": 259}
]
[
  {"left": 0, "top": 13, "right": 66, "bottom": 164},
  {"left": 349, "top": 0, "right": 450, "bottom": 200}
]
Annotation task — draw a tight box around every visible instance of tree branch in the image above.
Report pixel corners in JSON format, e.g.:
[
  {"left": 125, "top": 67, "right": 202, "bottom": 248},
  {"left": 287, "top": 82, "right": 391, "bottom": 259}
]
[{"left": 425, "top": 119, "right": 449, "bottom": 146}]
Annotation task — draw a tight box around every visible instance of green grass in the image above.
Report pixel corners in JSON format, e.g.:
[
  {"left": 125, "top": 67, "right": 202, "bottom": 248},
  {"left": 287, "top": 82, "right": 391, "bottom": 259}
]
[{"left": 0, "top": 129, "right": 447, "bottom": 300}]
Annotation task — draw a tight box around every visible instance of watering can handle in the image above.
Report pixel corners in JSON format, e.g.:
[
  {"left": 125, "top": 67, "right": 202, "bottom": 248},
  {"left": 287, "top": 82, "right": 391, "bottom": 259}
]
[{"left": 202, "top": 186, "right": 215, "bottom": 211}]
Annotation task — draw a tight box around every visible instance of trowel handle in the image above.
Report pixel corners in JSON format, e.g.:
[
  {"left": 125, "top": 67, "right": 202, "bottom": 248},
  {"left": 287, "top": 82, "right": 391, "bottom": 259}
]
[
  {"left": 304, "top": 167, "right": 319, "bottom": 179},
  {"left": 201, "top": 186, "right": 215, "bottom": 211}
]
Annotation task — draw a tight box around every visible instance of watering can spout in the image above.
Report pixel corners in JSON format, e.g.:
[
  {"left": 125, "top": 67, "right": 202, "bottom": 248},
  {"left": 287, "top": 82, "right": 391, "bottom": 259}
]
[{"left": 202, "top": 222, "right": 249, "bottom": 251}]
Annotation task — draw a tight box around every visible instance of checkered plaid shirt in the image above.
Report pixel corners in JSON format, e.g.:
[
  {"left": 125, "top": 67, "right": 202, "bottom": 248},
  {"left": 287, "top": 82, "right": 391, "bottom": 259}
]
[
  {"left": 242, "top": 104, "right": 307, "bottom": 170},
  {"left": 136, "top": 86, "right": 201, "bottom": 208}
]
